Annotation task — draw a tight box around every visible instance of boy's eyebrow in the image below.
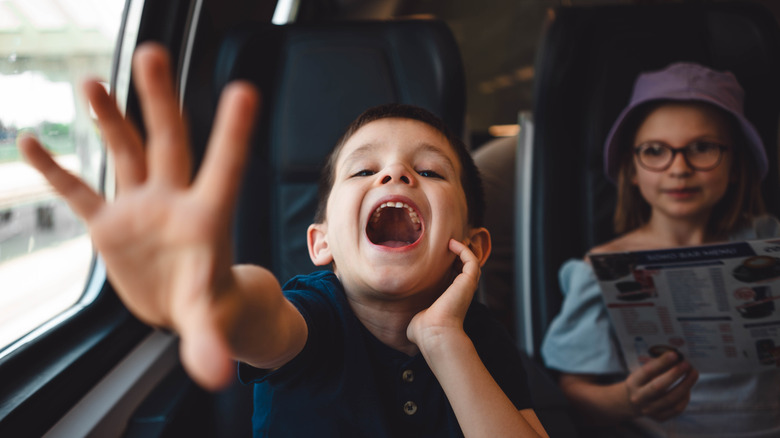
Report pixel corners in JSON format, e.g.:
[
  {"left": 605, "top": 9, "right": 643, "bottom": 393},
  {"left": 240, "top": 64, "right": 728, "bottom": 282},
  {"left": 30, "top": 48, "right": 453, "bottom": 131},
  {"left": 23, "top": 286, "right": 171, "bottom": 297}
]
[
  {"left": 416, "top": 142, "right": 458, "bottom": 173},
  {"left": 340, "top": 143, "right": 376, "bottom": 168}
]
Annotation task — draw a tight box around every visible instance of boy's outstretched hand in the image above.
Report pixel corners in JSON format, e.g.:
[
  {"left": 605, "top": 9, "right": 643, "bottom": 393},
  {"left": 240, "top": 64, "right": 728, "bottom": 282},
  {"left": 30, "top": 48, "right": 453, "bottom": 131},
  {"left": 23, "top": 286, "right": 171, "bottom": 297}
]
[{"left": 17, "top": 43, "right": 260, "bottom": 390}]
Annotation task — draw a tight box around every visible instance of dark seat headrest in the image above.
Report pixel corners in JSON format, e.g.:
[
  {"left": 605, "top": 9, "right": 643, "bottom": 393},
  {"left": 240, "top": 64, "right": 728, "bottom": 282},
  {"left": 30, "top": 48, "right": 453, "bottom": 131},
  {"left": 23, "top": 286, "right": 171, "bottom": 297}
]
[{"left": 213, "top": 19, "right": 466, "bottom": 280}]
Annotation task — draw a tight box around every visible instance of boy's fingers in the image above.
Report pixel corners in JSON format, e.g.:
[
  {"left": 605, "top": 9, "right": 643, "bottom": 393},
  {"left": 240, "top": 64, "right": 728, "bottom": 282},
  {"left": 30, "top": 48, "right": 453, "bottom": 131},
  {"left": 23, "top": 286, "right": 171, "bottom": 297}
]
[
  {"left": 450, "top": 239, "right": 480, "bottom": 279},
  {"left": 194, "top": 81, "right": 259, "bottom": 213},
  {"left": 83, "top": 80, "right": 147, "bottom": 189},
  {"left": 440, "top": 239, "right": 481, "bottom": 315},
  {"left": 132, "top": 43, "right": 191, "bottom": 187},
  {"left": 18, "top": 136, "right": 103, "bottom": 220}
]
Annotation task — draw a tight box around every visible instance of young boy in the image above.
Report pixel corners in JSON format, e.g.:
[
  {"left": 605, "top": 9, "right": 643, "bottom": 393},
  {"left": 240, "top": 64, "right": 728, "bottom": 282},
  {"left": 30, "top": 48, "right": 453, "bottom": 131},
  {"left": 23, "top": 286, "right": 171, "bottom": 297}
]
[{"left": 19, "top": 43, "right": 547, "bottom": 437}]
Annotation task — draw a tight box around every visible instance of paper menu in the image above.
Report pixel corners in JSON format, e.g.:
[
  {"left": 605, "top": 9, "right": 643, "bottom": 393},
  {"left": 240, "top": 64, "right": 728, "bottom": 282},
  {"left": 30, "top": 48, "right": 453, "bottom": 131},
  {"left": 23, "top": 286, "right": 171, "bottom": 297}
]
[{"left": 589, "top": 238, "right": 780, "bottom": 373}]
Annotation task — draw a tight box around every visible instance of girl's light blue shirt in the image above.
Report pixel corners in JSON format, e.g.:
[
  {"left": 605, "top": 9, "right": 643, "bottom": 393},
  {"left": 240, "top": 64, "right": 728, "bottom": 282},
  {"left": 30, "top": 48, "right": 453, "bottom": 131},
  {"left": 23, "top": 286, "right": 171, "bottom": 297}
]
[{"left": 541, "top": 215, "right": 780, "bottom": 437}]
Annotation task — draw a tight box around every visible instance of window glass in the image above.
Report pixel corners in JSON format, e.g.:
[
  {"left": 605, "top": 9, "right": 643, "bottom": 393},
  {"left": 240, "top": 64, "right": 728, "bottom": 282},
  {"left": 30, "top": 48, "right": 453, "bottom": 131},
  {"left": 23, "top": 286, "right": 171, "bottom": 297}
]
[{"left": 0, "top": 0, "right": 126, "bottom": 351}]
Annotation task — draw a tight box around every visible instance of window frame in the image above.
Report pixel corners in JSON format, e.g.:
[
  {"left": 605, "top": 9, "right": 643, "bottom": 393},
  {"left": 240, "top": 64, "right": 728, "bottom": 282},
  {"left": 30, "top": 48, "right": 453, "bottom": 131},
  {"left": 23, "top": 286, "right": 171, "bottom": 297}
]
[{"left": 0, "top": 0, "right": 196, "bottom": 435}]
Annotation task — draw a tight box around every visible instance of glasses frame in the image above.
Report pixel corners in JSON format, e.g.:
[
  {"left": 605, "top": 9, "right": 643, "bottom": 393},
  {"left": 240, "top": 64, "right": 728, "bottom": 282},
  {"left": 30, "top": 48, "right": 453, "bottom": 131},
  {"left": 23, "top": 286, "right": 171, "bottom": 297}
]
[{"left": 633, "top": 141, "right": 729, "bottom": 172}]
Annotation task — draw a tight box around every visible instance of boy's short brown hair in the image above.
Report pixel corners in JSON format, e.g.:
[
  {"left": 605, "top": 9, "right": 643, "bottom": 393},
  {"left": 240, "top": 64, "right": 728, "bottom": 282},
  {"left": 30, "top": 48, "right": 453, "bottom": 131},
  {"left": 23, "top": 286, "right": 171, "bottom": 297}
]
[{"left": 314, "top": 104, "right": 485, "bottom": 227}]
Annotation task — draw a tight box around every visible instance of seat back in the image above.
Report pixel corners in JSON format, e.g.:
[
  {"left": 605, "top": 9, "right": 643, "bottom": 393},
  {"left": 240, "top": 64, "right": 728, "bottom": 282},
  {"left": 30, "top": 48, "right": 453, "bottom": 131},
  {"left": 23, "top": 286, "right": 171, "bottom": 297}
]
[
  {"left": 518, "top": 2, "right": 780, "bottom": 357},
  {"left": 186, "top": 19, "right": 465, "bottom": 438},
  {"left": 208, "top": 18, "right": 581, "bottom": 437},
  {"left": 213, "top": 19, "right": 465, "bottom": 280}
]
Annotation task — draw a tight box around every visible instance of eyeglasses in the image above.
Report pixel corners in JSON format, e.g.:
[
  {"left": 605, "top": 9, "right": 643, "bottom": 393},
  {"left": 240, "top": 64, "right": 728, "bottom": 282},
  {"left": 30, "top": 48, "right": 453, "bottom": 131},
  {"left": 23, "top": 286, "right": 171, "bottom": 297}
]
[{"left": 633, "top": 141, "right": 729, "bottom": 172}]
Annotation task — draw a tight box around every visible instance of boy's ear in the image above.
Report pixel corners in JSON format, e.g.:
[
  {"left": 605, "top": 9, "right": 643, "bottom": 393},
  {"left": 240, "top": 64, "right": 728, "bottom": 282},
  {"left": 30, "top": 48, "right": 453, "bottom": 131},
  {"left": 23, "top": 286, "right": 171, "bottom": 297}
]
[
  {"left": 466, "top": 227, "right": 491, "bottom": 268},
  {"left": 307, "top": 223, "right": 333, "bottom": 266}
]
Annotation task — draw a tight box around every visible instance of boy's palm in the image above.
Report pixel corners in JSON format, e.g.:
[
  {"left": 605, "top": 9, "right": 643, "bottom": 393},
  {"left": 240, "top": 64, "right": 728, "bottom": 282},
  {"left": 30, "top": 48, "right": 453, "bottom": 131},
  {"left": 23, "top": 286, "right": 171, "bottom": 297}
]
[{"left": 18, "top": 43, "right": 259, "bottom": 389}]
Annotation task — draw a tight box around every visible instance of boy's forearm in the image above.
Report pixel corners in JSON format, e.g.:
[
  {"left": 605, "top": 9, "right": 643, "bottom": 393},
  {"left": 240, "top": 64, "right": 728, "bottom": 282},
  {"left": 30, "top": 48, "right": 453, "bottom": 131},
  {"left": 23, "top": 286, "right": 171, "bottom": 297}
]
[
  {"left": 419, "top": 330, "right": 548, "bottom": 437},
  {"left": 218, "top": 265, "right": 308, "bottom": 369}
]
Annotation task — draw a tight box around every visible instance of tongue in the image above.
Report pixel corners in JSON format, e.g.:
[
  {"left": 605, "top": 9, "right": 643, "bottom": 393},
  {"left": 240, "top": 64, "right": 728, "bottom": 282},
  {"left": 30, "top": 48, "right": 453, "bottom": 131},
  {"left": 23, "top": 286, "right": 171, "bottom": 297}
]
[{"left": 379, "top": 240, "right": 410, "bottom": 248}]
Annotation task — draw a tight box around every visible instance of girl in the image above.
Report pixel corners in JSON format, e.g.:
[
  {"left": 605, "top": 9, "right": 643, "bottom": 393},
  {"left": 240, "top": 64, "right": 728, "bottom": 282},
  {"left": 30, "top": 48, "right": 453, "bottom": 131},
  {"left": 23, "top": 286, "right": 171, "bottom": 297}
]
[{"left": 541, "top": 62, "right": 780, "bottom": 437}]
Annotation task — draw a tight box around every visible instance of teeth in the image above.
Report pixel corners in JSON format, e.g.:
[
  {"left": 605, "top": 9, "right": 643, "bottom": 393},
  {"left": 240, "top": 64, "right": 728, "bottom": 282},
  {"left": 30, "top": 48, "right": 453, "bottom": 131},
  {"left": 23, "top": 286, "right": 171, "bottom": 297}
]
[{"left": 370, "top": 202, "right": 421, "bottom": 225}]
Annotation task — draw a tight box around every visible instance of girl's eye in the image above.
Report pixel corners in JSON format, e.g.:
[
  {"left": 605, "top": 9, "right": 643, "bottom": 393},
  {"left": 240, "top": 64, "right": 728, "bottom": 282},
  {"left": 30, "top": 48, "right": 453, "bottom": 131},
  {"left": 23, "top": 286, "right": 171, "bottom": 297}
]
[
  {"left": 641, "top": 144, "right": 666, "bottom": 157},
  {"left": 418, "top": 169, "right": 444, "bottom": 179},
  {"left": 352, "top": 169, "right": 375, "bottom": 177},
  {"left": 690, "top": 142, "right": 720, "bottom": 154}
]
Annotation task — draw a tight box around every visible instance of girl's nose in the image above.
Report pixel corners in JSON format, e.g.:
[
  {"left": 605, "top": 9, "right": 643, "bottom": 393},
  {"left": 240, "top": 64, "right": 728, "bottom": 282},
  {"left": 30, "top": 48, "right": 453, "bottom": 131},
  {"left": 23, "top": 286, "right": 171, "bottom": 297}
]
[{"left": 667, "top": 149, "right": 693, "bottom": 176}]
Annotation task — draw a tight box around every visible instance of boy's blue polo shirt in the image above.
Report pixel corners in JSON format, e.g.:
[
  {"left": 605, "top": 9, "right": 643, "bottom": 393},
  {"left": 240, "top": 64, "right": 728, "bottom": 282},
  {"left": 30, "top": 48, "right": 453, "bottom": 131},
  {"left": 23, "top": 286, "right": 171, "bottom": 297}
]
[{"left": 239, "top": 270, "right": 532, "bottom": 437}]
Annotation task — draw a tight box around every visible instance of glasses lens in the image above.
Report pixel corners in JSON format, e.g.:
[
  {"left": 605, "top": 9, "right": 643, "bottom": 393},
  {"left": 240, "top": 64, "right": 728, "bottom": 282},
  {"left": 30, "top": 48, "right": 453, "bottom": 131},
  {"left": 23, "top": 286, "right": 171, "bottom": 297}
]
[
  {"left": 635, "top": 141, "right": 725, "bottom": 171},
  {"left": 636, "top": 142, "right": 671, "bottom": 170},
  {"left": 686, "top": 142, "right": 723, "bottom": 169}
]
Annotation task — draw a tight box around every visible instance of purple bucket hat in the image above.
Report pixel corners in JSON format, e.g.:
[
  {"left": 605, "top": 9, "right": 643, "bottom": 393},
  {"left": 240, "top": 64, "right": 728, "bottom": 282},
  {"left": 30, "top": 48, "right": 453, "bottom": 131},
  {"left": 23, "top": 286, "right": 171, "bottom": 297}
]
[{"left": 603, "top": 62, "right": 768, "bottom": 183}]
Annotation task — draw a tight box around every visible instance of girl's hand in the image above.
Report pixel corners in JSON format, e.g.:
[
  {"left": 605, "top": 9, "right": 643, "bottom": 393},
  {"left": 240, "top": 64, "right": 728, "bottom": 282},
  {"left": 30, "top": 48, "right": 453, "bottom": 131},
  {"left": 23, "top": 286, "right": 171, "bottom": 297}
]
[
  {"left": 624, "top": 351, "right": 699, "bottom": 421},
  {"left": 18, "top": 43, "right": 260, "bottom": 390},
  {"left": 406, "top": 238, "right": 479, "bottom": 351}
]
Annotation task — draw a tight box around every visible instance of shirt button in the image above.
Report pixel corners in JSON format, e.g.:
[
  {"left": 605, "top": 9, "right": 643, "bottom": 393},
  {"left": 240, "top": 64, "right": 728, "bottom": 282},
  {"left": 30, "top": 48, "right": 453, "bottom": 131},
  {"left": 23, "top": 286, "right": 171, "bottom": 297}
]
[
  {"left": 402, "top": 369, "right": 414, "bottom": 383},
  {"left": 403, "top": 401, "right": 418, "bottom": 416}
]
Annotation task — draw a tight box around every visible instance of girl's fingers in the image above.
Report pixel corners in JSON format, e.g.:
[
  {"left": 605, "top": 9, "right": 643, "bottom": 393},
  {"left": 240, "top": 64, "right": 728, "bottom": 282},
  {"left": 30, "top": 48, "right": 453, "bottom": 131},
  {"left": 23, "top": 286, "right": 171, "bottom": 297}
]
[
  {"left": 83, "top": 80, "right": 147, "bottom": 189},
  {"left": 194, "top": 81, "right": 259, "bottom": 214},
  {"left": 643, "top": 367, "right": 698, "bottom": 418},
  {"left": 18, "top": 136, "right": 103, "bottom": 221},
  {"left": 131, "top": 43, "right": 192, "bottom": 187},
  {"left": 650, "top": 396, "right": 692, "bottom": 422},
  {"left": 626, "top": 352, "right": 685, "bottom": 413},
  {"left": 640, "top": 359, "right": 691, "bottom": 399},
  {"left": 629, "top": 351, "right": 680, "bottom": 387}
]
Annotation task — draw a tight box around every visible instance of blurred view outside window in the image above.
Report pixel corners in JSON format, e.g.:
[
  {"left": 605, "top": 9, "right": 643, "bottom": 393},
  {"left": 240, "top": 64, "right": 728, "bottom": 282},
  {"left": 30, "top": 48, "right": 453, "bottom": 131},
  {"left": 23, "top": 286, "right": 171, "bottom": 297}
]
[{"left": 0, "top": 0, "right": 126, "bottom": 351}]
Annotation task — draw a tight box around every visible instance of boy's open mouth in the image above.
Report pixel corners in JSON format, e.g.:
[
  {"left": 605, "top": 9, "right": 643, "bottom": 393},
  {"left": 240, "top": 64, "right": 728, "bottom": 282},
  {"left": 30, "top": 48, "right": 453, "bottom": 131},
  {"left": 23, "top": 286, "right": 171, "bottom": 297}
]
[{"left": 366, "top": 201, "right": 423, "bottom": 248}]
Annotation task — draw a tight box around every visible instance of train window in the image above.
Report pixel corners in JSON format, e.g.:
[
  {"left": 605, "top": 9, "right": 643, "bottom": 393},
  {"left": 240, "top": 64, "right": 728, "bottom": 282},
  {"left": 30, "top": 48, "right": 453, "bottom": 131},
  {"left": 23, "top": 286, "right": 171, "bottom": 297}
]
[{"left": 0, "top": 0, "right": 126, "bottom": 354}]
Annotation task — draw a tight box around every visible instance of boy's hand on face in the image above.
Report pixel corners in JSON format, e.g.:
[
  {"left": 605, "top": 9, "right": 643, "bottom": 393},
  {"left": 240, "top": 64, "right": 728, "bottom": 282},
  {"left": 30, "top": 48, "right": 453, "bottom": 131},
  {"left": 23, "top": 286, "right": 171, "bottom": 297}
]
[
  {"left": 17, "top": 43, "right": 260, "bottom": 390},
  {"left": 406, "top": 239, "right": 479, "bottom": 352},
  {"left": 624, "top": 351, "right": 699, "bottom": 421}
]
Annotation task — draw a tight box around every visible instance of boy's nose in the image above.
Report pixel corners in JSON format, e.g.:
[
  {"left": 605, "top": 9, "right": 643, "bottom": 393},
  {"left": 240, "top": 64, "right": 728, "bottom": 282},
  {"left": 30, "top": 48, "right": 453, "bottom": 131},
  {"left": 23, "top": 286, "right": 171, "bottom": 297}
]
[
  {"left": 381, "top": 175, "right": 410, "bottom": 184},
  {"left": 380, "top": 163, "right": 414, "bottom": 185}
]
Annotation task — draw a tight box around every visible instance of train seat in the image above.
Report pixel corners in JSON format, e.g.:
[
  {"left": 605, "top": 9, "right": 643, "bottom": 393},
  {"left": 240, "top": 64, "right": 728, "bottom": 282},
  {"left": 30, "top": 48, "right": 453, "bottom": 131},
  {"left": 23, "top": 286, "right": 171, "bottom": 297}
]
[{"left": 518, "top": 0, "right": 780, "bottom": 368}]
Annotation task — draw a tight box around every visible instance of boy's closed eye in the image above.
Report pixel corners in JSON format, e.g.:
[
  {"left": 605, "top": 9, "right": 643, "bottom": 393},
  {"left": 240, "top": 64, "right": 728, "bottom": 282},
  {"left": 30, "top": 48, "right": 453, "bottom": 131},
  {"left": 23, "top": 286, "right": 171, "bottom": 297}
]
[{"left": 349, "top": 169, "right": 445, "bottom": 179}]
